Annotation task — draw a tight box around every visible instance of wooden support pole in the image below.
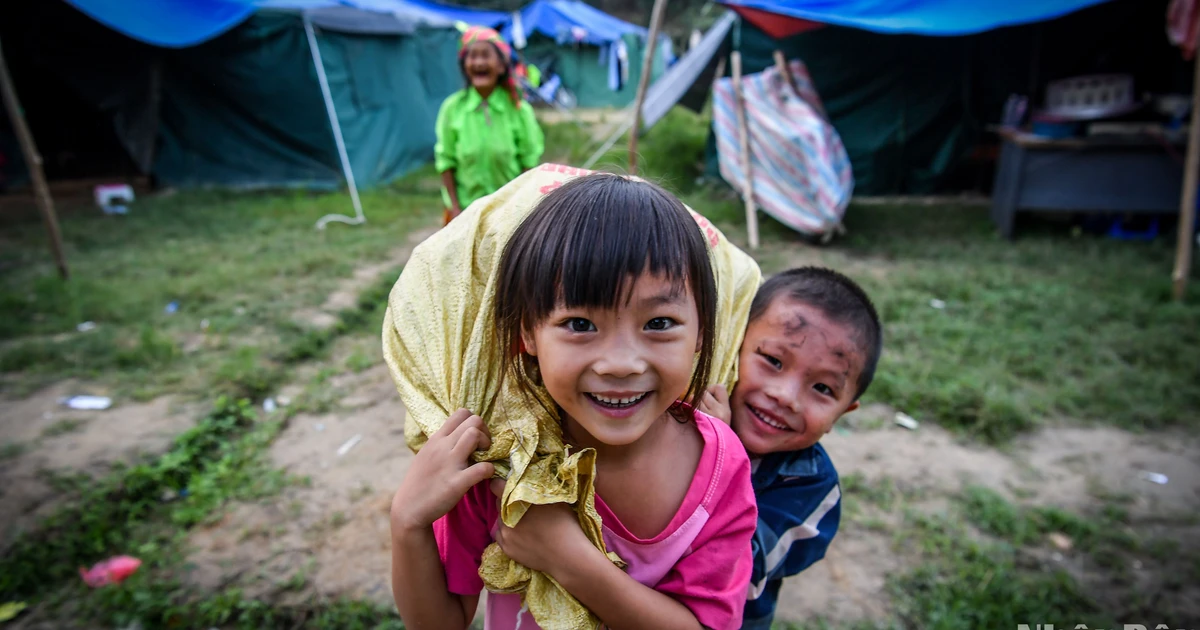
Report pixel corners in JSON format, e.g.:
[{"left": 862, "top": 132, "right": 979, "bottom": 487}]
[
  {"left": 627, "top": 0, "right": 668, "bottom": 175},
  {"left": 731, "top": 51, "right": 759, "bottom": 249},
  {"left": 1172, "top": 57, "right": 1200, "bottom": 301},
  {"left": 773, "top": 50, "right": 797, "bottom": 97},
  {"left": 0, "top": 38, "right": 68, "bottom": 279}
]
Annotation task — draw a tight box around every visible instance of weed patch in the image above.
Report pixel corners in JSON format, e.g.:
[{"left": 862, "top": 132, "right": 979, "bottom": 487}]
[
  {"left": 0, "top": 398, "right": 280, "bottom": 599},
  {"left": 890, "top": 512, "right": 1108, "bottom": 630}
]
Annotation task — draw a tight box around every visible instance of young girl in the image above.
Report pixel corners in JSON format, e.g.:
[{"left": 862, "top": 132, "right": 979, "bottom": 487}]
[
  {"left": 435, "top": 26, "right": 544, "bottom": 225},
  {"left": 389, "top": 174, "right": 758, "bottom": 630}
]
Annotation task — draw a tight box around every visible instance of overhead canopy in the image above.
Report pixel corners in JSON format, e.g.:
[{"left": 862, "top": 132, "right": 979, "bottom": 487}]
[
  {"left": 60, "top": 0, "right": 471, "bottom": 47},
  {"left": 62, "top": 0, "right": 256, "bottom": 48},
  {"left": 391, "top": 0, "right": 510, "bottom": 28},
  {"left": 719, "top": 0, "right": 1115, "bottom": 36},
  {"left": 286, "top": 4, "right": 453, "bottom": 34},
  {"left": 506, "top": 0, "right": 647, "bottom": 46}
]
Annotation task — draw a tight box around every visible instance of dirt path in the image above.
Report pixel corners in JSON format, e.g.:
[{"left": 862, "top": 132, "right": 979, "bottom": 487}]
[
  {"left": 182, "top": 378, "right": 1200, "bottom": 624},
  {"left": 0, "top": 382, "right": 197, "bottom": 551},
  {"left": 775, "top": 404, "right": 1200, "bottom": 623},
  {"left": 184, "top": 362, "right": 409, "bottom": 604}
]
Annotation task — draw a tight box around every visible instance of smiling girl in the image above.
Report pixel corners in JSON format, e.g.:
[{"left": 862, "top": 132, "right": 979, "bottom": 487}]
[
  {"left": 390, "top": 174, "right": 758, "bottom": 630},
  {"left": 435, "top": 27, "right": 544, "bottom": 225}
]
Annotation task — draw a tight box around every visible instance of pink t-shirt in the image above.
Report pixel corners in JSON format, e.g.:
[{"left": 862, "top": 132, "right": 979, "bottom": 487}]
[{"left": 433, "top": 410, "right": 758, "bottom": 630}]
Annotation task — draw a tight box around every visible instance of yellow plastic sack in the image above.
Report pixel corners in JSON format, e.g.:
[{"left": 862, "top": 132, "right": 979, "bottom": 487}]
[{"left": 382, "top": 164, "right": 761, "bottom": 630}]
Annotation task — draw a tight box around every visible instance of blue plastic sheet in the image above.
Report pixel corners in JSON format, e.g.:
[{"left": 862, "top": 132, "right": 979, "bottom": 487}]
[
  {"left": 62, "top": 0, "right": 256, "bottom": 47},
  {"left": 718, "top": 0, "right": 1115, "bottom": 35},
  {"left": 505, "top": 0, "right": 646, "bottom": 46},
  {"left": 61, "top": 0, "right": 505, "bottom": 48},
  {"left": 395, "top": 0, "right": 510, "bottom": 28}
]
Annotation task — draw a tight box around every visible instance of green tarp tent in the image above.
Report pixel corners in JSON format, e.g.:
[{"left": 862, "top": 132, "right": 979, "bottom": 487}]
[
  {"left": 1, "top": 1, "right": 461, "bottom": 190},
  {"left": 506, "top": 0, "right": 671, "bottom": 109},
  {"left": 521, "top": 33, "right": 668, "bottom": 108}
]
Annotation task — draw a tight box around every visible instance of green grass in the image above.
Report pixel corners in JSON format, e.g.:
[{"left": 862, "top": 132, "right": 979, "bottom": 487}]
[
  {"left": 685, "top": 194, "right": 1200, "bottom": 442},
  {"left": 0, "top": 186, "right": 438, "bottom": 399},
  {"left": 41, "top": 418, "right": 87, "bottom": 438},
  {"left": 574, "top": 109, "right": 1200, "bottom": 442},
  {"left": 890, "top": 511, "right": 1108, "bottom": 630},
  {"left": 540, "top": 107, "right": 711, "bottom": 193},
  {"left": 957, "top": 486, "right": 1139, "bottom": 563},
  {"left": 4, "top": 115, "right": 1199, "bottom": 627}
]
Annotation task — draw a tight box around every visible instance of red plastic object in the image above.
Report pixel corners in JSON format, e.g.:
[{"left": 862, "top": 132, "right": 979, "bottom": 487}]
[
  {"left": 79, "top": 556, "right": 142, "bottom": 587},
  {"left": 728, "top": 5, "right": 825, "bottom": 39}
]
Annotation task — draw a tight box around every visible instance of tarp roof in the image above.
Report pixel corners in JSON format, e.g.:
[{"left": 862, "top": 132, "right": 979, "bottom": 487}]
[
  {"left": 62, "top": 0, "right": 652, "bottom": 49},
  {"left": 62, "top": 0, "right": 256, "bottom": 47},
  {"left": 395, "top": 0, "right": 510, "bottom": 28},
  {"left": 505, "top": 0, "right": 646, "bottom": 46},
  {"left": 61, "top": 0, "right": 466, "bottom": 47},
  {"left": 718, "top": 0, "right": 1116, "bottom": 36}
]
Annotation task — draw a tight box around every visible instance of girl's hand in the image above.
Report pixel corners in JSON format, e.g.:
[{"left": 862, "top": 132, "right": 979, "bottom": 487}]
[
  {"left": 390, "top": 409, "right": 494, "bottom": 533},
  {"left": 490, "top": 480, "right": 594, "bottom": 576},
  {"left": 698, "top": 384, "right": 731, "bottom": 423}
]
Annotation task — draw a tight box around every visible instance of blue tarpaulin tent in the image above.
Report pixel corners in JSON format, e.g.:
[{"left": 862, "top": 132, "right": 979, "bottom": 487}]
[
  {"left": 502, "top": 0, "right": 672, "bottom": 108},
  {"left": 394, "top": 0, "right": 510, "bottom": 28},
  {"left": 60, "top": 0, "right": 257, "bottom": 48},
  {"left": 505, "top": 0, "right": 647, "bottom": 46},
  {"left": 59, "top": 0, "right": 500, "bottom": 46},
  {"left": 717, "top": 0, "right": 1115, "bottom": 36}
]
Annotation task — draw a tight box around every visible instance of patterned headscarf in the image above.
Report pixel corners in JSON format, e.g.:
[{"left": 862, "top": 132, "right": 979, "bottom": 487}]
[{"left": 458, "top": 25, "right": 522, "bottom": 108}]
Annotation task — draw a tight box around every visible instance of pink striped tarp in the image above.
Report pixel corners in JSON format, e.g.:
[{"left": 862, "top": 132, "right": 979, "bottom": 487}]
[{"left": 713, "top": 60, "right": 853, "bottom": 238}]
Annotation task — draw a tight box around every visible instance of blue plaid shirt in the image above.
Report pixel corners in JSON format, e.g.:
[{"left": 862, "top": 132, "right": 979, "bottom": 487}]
[{"left": 742, "top": 443, "right": 841, "bottom": 630}]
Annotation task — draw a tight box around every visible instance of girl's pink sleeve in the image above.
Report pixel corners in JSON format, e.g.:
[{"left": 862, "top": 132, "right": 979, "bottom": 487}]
[
  {"left": 654, "top": 432, "right": 758, "bottom": 630},
  {"left": 433, "top": 481, "right": 498, "bottom": 595}
]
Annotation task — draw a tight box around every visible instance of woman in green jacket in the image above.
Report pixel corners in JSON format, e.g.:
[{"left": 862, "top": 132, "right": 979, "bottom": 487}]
[{"left": 436, "top": 27, "right": 544, "bottom": 225}]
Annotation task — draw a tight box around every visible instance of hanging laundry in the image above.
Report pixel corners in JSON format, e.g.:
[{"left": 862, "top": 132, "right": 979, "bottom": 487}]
[
  {"left": 607, "top": 40, "right": 630, "bottom": 91},
  {"left": 618, "top": 40, "right": 629, "bottom": 85},
  {"left": 659, "top": 36, "right": 675, "bottom": 67},
  {"left": 607, "top": 43, "right": 621, "bottom": 91}
]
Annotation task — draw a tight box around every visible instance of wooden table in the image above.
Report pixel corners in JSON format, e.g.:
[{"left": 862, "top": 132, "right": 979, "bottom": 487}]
[{"left": 990, "top": 129, "right": 1186, "bottom": 238}]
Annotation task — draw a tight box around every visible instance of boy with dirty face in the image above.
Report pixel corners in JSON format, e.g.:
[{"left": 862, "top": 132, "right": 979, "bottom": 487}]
[{"left": 700, "top": 267, "right": 882, "bottom": 630}]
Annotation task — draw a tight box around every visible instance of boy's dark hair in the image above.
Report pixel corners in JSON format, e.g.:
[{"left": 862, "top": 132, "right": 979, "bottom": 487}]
[
  {"left": 494, "top": 174, "right": 718, "bottom": 422},
  {"left": 749, "top": 267, "right": 882, "bottom": 400}
]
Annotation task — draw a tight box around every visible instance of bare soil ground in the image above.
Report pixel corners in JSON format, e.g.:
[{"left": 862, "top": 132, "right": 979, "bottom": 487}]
[
  {"left": 0, "top": 382, "right": 198, "bottom": 551},
  {"left": 178, "top": 378, "right": 1200, "bottom": 625},
  {"left": 6, "top": 214, "right": 1198, "bottom": 627}
]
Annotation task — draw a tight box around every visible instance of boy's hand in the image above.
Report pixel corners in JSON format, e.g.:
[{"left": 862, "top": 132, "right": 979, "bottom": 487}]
[
  {"left": 390, "top": 409, "right": 494, "bottom": 533},
  {"left": 698, "top": 384, "right": 731, "bottom": 423},
  {"left": 490, "top": 480, "right": 594, "bottom": 576}
]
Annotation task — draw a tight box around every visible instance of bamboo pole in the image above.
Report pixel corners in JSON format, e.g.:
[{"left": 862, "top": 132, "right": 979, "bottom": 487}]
[
  {"left": 627, "top": 0, "right": 668, "bottom": 175},
  {"left": 731, "top": 51, "right": 759, "bottom": 249},
  {"left": 0, "top": 37, "right": 68, "bottom": 279},
  {"left": 773, "top": 50, "right": 797, "bottom": 97},
  {"left": 1172, "top": 56, "right": 1200, "bottom": 301}
]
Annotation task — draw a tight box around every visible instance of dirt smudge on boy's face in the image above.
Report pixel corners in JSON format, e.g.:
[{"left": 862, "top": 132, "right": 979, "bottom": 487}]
[
  {"left": 783, "top": 312, "right": 809, "bottom": 336},
  {"left": 770, "top": 307, "right": 859, "bottom": 378}
]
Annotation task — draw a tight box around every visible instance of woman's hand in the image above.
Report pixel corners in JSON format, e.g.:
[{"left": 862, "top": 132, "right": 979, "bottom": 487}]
[
  {"left": 490, "top": 480, "right": 595, "bottom": 576},
  {"left": 698, "top": 384, "right": 731, "bottom": 423},
  {"left": 390, "top": 409, "right": 494, "bottom": 533}
]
